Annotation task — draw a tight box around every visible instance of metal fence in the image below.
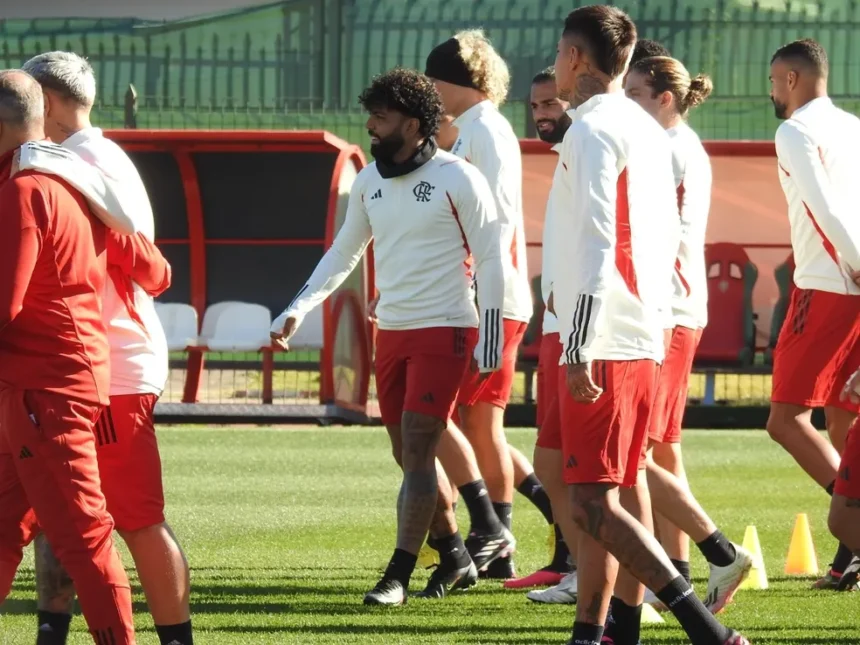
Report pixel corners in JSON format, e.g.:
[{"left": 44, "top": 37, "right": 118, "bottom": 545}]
[{"left": 2, "top": 0, "right": 860, "bottom": 141}]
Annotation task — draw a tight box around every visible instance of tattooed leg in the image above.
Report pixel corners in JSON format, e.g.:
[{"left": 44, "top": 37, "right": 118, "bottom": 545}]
[
  {"left": 34, "top": 533, "right": 76, "bottom": 614},
  {"left": 613, "top": 470, "right": 652, "bottom": 606},
  {"left": 828, "top": 494, "right": 860, "bottom": 555},
  {"left": 429, "top": 460, "right": 459, "bottom": 539},
  {"left": 384, "top": 424, "right": 405, "bottom": 529},
  {"left": 396, "top": 411, "right": 446, "bottom": 555},
  {"left": 570, "top": 484, "right": 618, "bottom": 626},
  {"left": 569, "top": 481, "right": 678, "bottom": 608}
]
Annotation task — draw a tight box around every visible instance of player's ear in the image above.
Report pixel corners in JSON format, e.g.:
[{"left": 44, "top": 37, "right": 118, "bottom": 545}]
[
  {"left": 659, "top": 90, "right": 673, "bottom": 110},
  {"left": 404, "top": 116, "right": 420, "bottom": 139},
  {"left": 787, "top": 69, "right": 799, "bottom": 91}
]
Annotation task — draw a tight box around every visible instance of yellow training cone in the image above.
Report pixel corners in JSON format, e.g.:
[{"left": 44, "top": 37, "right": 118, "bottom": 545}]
[
  {"left": 417, "top": 542, "right": 440, "bottom": 569},
  {"left": 641, "top": 602, "right": 665, "bottom": 624},
  {"left": 739, "top": 525, "right": 768, "bottom": 590},
  {"left": 785, "top": 513, "right": 819, "bottom": 576}
]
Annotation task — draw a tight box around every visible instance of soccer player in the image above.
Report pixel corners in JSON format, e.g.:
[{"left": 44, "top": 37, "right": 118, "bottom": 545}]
[
  {"left": 528, "top": 35, "right": 677, "bottom": 608},
  {"left": 767, "top": 38, "right": 860, "bottom": 590},
  {"left": 0, "top": 70, "right": 135, "bottom": 644},
  {"left": 551, "top": 7, "right": 749, "bottom": 645},
  {"left": 508, "top": 67, "right": 576, "bottom": 592},
  {"left": 622, "top": 56, "right": 754, "bottom": 617},
  {"left": 831, "top": 367, "right": 860, "bottom": 587},
  {"left": 18, "top": 52, "right": 193, "bottom": 645},
  {"left": 425, "top": 29, "right": 540, "bottom": 579},
  {"left": 270, "top": 68, "right": 506, "bottom": 605}
]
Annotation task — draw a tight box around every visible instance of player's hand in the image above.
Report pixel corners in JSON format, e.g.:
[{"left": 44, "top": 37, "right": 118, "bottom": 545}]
[
  {"left": 470, "top": 357, "right": 492, "bottom": 384},
  {"left": 851, "top": 269, "right": 860, "bottom": 289},
  {"left": 368, "top": 295, "right": 379, "bottom": 324},
  {"left": 841, "top": 369, "right": 860, "bottom": 405},
  {"left": 566, "top": 361, "right": 602, "bottom": 404},
  {"left": 547, "top": 292, "right": 556, "bottom": 316},
  {"left": 270, "top": 315, "right": 298, "bottom": 351}
]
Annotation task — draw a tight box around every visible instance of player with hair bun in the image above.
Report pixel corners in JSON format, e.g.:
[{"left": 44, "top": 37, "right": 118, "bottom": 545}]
[{"left": 624, "top": 56, "right": 754, "bottom": 619}]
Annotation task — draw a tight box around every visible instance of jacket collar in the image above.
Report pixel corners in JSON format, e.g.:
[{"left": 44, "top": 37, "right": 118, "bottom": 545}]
[{"left": 375, "top": 137, "right": 438, "bottom": 179}]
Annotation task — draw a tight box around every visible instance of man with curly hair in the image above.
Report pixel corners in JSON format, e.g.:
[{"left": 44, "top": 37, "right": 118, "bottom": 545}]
[
  {"left": 425, "top": 28, "right": 542, "bottom": 583},
  {"left": 271, "top": 67, "right": 506, "bottom": 606}
]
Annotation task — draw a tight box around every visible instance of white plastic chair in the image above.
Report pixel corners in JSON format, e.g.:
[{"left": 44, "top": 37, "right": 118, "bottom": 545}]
[
  {"left": 154, "top": 302, "right": 199, "bottom": 351},
  {"left": 200, "top": 301, "right": 272, "bottom": 352}
]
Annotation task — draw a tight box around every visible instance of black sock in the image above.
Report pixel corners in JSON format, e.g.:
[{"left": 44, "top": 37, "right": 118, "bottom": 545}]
[
  {"left": 458, "top": 480, "right": 503, "bottom": 534},
  {"left": 36, "top": 611, "right": 71, "bottom": 645},
  {"left": 832, "top": 542, "right": 855, "bottom": 575},
  {"left": 493, "top": 501, "right": 513, "bottom": 531},
  {"left": 435, "top": 531, "right": 471, "bottom": 569},
  {"left": 826, "top": 480, "right": 836, "bottom": 496},
  {"left": 383, "top": 548, "right": 418, "bottom": 587},
  {"left": 570, "top": 621, "right": 604, "bottom": 645},
  {"left": 671, "top": 558, "right": 692, "bottom": 585},
  {"left": 656, "top": 576, "right": 731, "bottom": 645},
  {"left": 549, "top": 524, "right": 573, "bottom": 571},
  {"left": 602, "top": 596, "right": 642, "bottom": 645},
  {"left": 696, "top": 530, "right": 737, "bottom": 567},
  {"left": 155, "top": 621, "right": 194, "bottom": 645},
  {"left": 516, "top": 473, "right": 554, "bottom": 524}
]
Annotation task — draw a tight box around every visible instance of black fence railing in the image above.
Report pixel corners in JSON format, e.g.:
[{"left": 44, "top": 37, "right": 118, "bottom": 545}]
[{"left": 3, "top": 1, "right": 860, "bottom": 140}]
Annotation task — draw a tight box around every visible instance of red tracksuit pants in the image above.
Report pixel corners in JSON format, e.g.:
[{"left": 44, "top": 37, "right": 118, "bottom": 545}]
[{"left": 0, "top": 387, "right": 135, "bottom": 644}]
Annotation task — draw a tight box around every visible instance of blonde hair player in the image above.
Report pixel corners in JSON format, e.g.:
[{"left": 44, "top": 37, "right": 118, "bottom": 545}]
[
  {"left": 425, "top": 28, "right": 548, "bottom": 584},
  {"left": 624, "top": 55, "right": 754, "bottom": 620}
]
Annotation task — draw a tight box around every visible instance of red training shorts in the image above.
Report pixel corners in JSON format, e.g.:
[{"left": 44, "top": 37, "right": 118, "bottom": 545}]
[
  {"left": 772, "top": 288, "right": 860, "bottom": 413},
  {"left": 96, "top": 393, "right": 165, "bottom": 532},
  {"left": 649, "top": 326, "right": 703, "bottom": 444},
  {"left": 375, "top": 327, "right": 477, "bottom": 426},
  {"left": 458, "top": 319, "right": 526, "bottom": 409},
  {"left": 536, "top": 332, "right": 563, "bottom": 451},
  {"left": 559, "top": 359, "right": 658, "bottom": 487},
  {"left": 835, "top": 417, "right": 860, "bottom": 499}
]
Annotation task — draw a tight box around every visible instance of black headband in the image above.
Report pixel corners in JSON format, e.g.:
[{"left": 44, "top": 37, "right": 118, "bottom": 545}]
[{"left": 425, "top": 38, "right": 479, "bottom": 90}]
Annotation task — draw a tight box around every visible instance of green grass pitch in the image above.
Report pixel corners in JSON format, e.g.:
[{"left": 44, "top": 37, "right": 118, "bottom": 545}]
[{"left": 0, "top": 427, "right": 856, "bottom": 644}]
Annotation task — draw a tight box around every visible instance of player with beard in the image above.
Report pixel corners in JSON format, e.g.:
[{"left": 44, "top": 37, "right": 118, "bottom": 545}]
[
  {"left": 550, "top": 6, "right": 749, "bottom": 644},
  {"left": 505, "top": 67, "right": 577, "bottom": 593},
  {"left": 620, "top": 56, "right": 754, "bottom": 624},
  {"left": 425, "top": 29, "right": 540, "bottom": 581},
  {"left": 767, "top": 38, "right": 860, "bottom": 591},
  {"left": 271, "top": 68, "right": 506, "bottom": 605}
]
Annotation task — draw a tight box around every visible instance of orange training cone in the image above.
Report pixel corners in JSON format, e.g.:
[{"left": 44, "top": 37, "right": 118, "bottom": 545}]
[
  {"left": 739, "top": 525, "right": 768, "bottom": 590},
  {"left": 785, "top": 513, "right": 819, "bottom": 576}
]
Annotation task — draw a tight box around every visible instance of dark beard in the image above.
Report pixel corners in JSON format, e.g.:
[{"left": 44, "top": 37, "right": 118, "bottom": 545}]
[
  {"left": 370, "top": 132, "right": 405, "bottom": 163},
  {"left": 771, "top": 97, "right": 788, "bottom": 120},
  {"left": 536, "top": 113, "right": 573, "bottom": 143}
]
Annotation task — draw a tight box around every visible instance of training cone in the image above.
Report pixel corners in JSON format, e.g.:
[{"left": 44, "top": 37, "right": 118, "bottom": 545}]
[
  {"left": 739, "top": 525, "right": 768, "bottom": 590},
  {"left": 785, "top": 512, "right": 819, "bottom": 576},
  {"left": 417, "top": 543, "right": 440, "bottom": 570},
  {"left": 641, "top": 602, "right": 665, "bottom": 624}
]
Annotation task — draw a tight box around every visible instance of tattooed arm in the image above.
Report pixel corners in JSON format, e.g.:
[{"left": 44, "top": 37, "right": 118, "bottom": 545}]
[{"left": 35, "top": 533, "right": 76, "bottom": 613}]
